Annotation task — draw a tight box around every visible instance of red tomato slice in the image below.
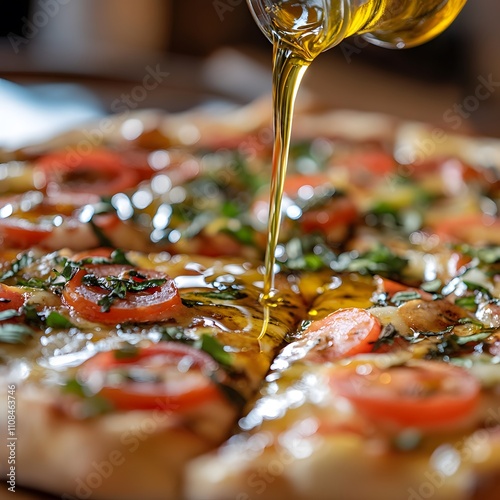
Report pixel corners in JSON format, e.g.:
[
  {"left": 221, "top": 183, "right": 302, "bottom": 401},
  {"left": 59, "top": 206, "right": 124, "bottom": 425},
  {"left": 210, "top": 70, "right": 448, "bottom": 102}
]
[
  {"left": 0, "top": 284, "right": 24, "bottom": 316},
  {"left": 34, "top": 150, "right": 141, "bottom": 197},
  {"left": 329, "top": 360, "right": 480, "bottom": 429},
  {"left": 285, "top": 175, "right": 358, "bottom": 235},
  {"left": 62, "top": 264, "right": 182, "bottom": 324},
  {"left": 0, "top": 218, "right": 53, "bottom": 248},
  {"left": 430, "top": 214, "right": 500, "bottom": 245},
  {"left": 300, "top": 196, "right": 358, "bottom": 234},
  {"left": 335, "top": 150, "right": 396, "bottom": 187},
  {"left": 303, "top": 308, "right": 382, "bottom": 361},
  {"left": 374, "top": 276, "right": 433, "bottom": 301},
  {"left": 78, "top": 342, "right": 225, "bottom": 411}
]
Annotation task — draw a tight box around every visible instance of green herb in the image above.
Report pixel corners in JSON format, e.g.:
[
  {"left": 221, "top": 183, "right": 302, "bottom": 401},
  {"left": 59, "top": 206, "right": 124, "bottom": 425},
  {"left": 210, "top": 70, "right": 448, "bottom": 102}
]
[
  {"left": 463, "top": 281, "right": 492, "bottom": 297},
  {"left": 160, "top": 326, "right": 190, "bottom": 342},
  {"left": 457, "top": 245, "right": 500, "bottom": 264},
  {"left": 336, "top": 245, "right": 408, "bottom": 278},
  {"left": 222, "top": 225, "right": 256, "bottom": 246},
  {"left": 421, "top": 279, "right": 442, "bottom": 293},
  {"left": 199, "top": 334, "right": 232, "bottom": 366},
  {"left": 0, "top": 309, "right": 20, "bottom": 322},
  {"left": 181, "top": 298, "right": 205, "bottom": 308},
  {"left": 194, "top": 288, "right": 247, "bottom": 301},
  {"left": 82, "top": 273, "right": 166, "bottom": 313},
  {"left": 16, "top": 277, "right": 48, "bottom": 289},
  {"left": 113, "top": 344, "right": 139, "bottom": 360},
  {"left": 453, "top": 330, "right": 494, "bottom": 345},
  {"left": 22, "top": 304, "right": 74, "bottom": 329},
  {"left": 89, "top": 220, "right": 114, "bottom": 247},
  {"left": 390, "top": 291, "right": 422, "bottom": 305},
  {"left": 110, "top": 249, "right": 133, "bottom": 266},
  {"left": 0, "top": 323, "right": 35, "bottom": 344},
  {"left": 371, "top": 323, "right": 399, "bottom": 351},
  {"left": 213, "top": 381, "right": 246, "bottom": 408},
  {"left": 45, "top": 311, "right": 74, "bottom": 329},
  {"left": 455, "top": 295, "right": 477, "bottom": 310},
  {"left": 0, "top": 253, "right": 34, "bottom": 281},
  {"left": 62, "top": 378, "right": 114, "bottom": 417}
]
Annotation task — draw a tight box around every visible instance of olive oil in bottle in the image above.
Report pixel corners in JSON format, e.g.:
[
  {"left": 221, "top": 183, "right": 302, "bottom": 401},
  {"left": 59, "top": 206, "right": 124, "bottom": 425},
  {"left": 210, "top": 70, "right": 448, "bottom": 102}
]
[{"left": 250, "top": 0, "right": 467, "bottom": 336}]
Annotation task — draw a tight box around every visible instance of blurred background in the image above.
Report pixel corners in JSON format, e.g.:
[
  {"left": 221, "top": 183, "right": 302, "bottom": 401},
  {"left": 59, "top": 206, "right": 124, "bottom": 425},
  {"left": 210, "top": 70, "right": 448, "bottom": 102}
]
[{"left": 1, "top": 0, "right": 499, "bottom": 149}]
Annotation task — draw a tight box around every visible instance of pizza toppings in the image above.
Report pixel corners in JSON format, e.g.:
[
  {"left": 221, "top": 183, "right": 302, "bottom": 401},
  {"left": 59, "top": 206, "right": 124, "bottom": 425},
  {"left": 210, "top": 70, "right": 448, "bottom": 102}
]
[
  {"left": 33, "top": 149, "right": 144, "bottom": 198},
  {"left": 302, "top": 308, "right": 382, "bottom": 361},
  {"left": 328, "top": 360, "right": 480, "bottom": 430},
  {"left": 76, "top": 342, "right": 228, "bottom": 412},
  {"left": 62, "top": 264, "right": 182, "bottom": 324}
]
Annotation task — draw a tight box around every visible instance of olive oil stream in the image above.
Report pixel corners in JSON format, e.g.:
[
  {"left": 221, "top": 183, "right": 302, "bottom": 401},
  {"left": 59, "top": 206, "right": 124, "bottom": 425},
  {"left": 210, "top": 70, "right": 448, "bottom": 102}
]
[{"left": 254, "top": 0, "right": 467, "bottom": 338}]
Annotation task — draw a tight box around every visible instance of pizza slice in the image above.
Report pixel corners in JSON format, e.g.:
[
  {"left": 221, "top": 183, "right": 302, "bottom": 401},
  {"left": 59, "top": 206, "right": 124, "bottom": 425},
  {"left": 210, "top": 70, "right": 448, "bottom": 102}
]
[
  {"left": 0, "top": 247, "right": 305, "bottom": 499},
  {"left": 186, "top": 252, "right": 500, "bottom": 500}
]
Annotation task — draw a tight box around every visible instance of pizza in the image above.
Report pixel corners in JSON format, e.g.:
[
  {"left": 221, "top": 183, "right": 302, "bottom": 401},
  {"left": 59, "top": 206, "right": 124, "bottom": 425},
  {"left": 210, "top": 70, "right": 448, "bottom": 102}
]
[{"left": 1, "top": 101, "right": 500, "bottom": 500}]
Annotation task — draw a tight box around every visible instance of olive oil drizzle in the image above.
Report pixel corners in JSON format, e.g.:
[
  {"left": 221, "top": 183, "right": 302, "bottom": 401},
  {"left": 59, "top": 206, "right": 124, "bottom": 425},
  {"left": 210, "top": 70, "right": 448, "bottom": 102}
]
[
  {"left": 256, "top": 0, "right": 467, "bottom": 340},
  {"left": 259, "top": 44, "right": 309, "bottom": 339}
]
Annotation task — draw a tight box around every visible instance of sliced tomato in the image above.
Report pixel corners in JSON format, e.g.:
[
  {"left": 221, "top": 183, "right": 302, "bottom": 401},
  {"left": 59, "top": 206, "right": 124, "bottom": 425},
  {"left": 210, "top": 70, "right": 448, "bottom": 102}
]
[
  {"left": 0, "top": 218, "right": 53, "bottom": 248},
  {"left": 300, "top": 196, "right": 358, "bottom": 235},
  {"left": 0, "top": 284, "right": 24, "bottom": 317},
  {"left": 70, "top": 247, "right": 115, "bottom": 262},
  {"left": 62, "top": 264, "right": 182, "bottom": 324},
  {"left": 328, "top": 360, "right": 480, "bottom": 429},
  {"left": 374, "top": 276, "right": 433, "bottom": 301},
  {"left": 430, "top": 214, "right": 500, "bottom": 245},
  {"left": 78, "top": 342, "right": 225, "bottom": 411},
  {"left": 303, "top": 308, "right": 382, "bottom": 361},
  {"left": 34, "top": 149, "right": 141, "bottom": 197},
  {"left": 336, "top": 150, "right": 396, "bottom": 187},
  {"left": 285, "top": 174, "right": 358, "bottom": 235}
]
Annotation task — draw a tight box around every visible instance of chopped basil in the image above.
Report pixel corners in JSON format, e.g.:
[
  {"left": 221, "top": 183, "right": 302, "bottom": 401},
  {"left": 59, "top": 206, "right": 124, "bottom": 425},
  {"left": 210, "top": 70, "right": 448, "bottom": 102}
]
[
  {"left": 463, "top": 281, "right": 492, "bottom": 298},
  {"left": 62, "top": 378, "right": 114, "bottom": 417},
  {"left": 194, "top": 288, "right": 247, "bottom": 301},
  {"left": 113, "top": 344, "right": 139, "bottom": 360},
  {"left": 0, "top": 323, "right": 34, "bottom": 344},
  {"left": 335, "top": 245, "right": 408, "bottom": 278},
  {"left": 457, "top": 245, "right": 500, "bottom": 264},
  {"left": 390, "top": 291, "right": 422, "bottom": 305},
  {"left": 454, "top": 295, "right": 477, "bottom": 310},
  {"left": 89, "top": 219, "right": 114, "bottom": 247},
  {"left": 22, "top": 304, "right": 74, "bottom": 329},
  {"left": 181, "top": 298, "right": 205, "bottom": 308},
  {"left": 454, "top": 330, "right": 494, "bottom": 345},
  {"left": 421, "top": 279, "right": 442, "bottom": 293},
  {"left": 45, "top": 311, "right": 74, "bottom": 329},
  {"left": 0, "top": 253, "right": 34, "bottom": 281},
  {"left": 199, "top": 334, "right": 232, "bottom": 366},
  {"left": 82, "top": 273, "right": 166, "bottom": 313},
  {"left": 0, "top": 309, "right": 20, "bottom": 322},
  {"left": 161, "top": 326, "right": 191, "bottom": 342},
  {"left": 371, "top": 323, "right": 399, "bottom": 351},
  {"left": 110, "top": 249, "right": 133, "bottom": 266}
]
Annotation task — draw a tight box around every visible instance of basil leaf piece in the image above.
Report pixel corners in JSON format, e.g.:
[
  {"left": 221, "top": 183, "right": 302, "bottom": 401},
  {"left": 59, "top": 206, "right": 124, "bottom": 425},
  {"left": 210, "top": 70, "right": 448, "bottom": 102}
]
[
  {"left": 194, "top": 289, "right": 247, "bottom": 301},
  {"left": 45, "top": 311, "right": 74, "bottom": 329},
  {"left": 0, "top": 323, "right": 35, "bottom": 344},
  {"left": 199, "top": 334, "right": 232, "bottom": 366},
  {"left": 0, "top": 253, "right": 34, "bottom": 281},
  {"left": 0, "top": 309, "right": 20, "bottom": 322}
]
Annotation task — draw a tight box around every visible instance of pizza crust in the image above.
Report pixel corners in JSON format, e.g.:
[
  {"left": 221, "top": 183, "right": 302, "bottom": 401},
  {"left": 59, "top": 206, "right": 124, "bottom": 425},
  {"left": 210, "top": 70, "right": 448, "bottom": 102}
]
[{"left": 0, "top": 383, "right": 236, "bottom": 500}]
